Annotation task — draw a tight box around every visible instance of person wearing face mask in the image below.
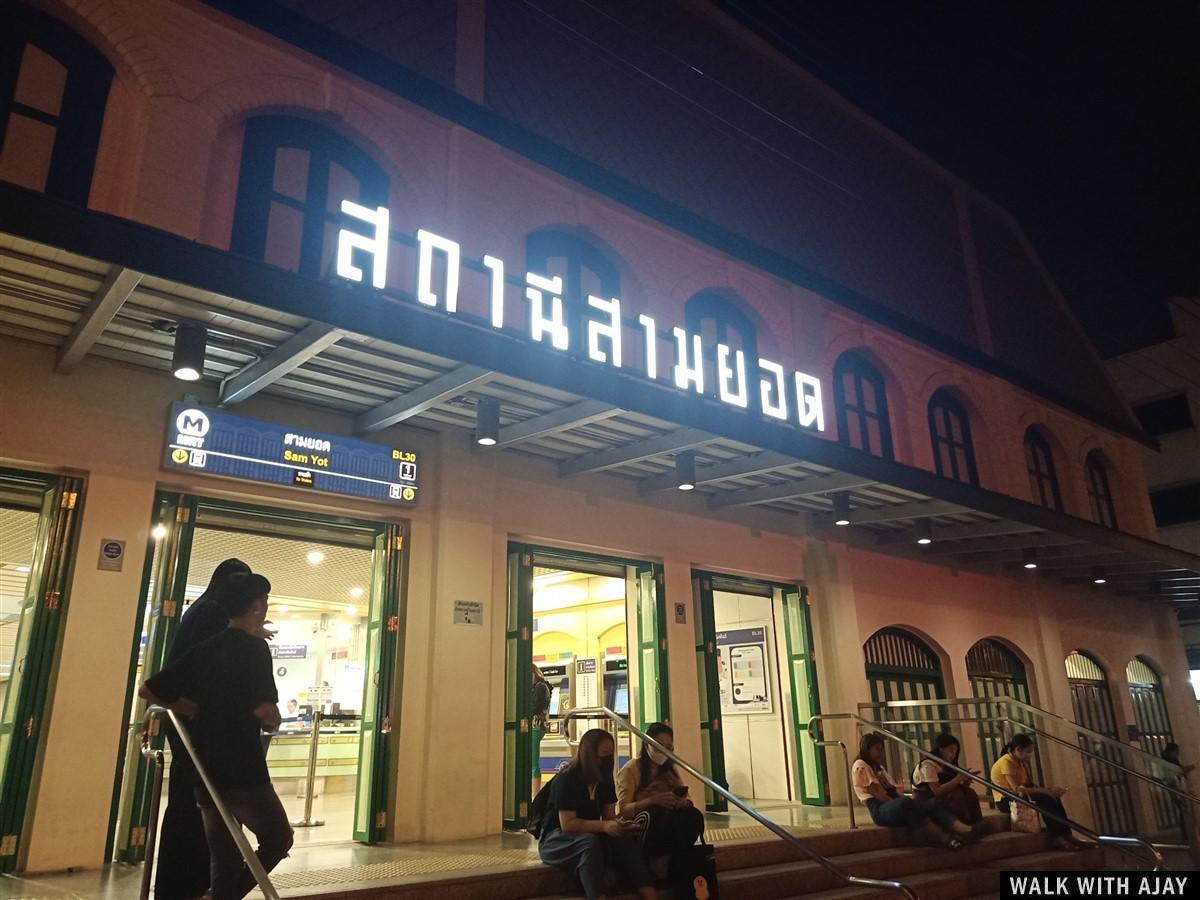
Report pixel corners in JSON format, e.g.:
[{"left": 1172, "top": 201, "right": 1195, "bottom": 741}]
[
  {"left": 991, "top": 734, "right": 1087, "bottom": 851},
  {"left": 538, "top": 728, "right": 656, "bottom": 900},
  {"left": 616, "top": 723, "right": 704, "bottom": 876}
]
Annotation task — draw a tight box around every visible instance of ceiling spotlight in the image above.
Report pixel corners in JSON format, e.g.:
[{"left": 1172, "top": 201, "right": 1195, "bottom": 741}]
[
  {"left": 1091, "top": 567, "right": 1107, "bottom": 586},
  {"left": 914, "top": 520, "right": 933, "bottom": 545},
  {"left": 171, "top": 321, "right": 208, "bottom": 382},
  {"left": 674, "top": 450, "right": 697, "bottom": 491},
  {"left": 475, "top": 397, "right": 500, "bottom": 446},
  {"left": 151, "top": 524, "right": 167, "bottom": 541},
  {"left": 306, "top": 550, "right": 325, "bottom": 565},
  {"left": 1022, "top": 548, "right": 1038, "bottom": 570},
  {"left": 832, "top": 491, "right": 851, "bottom": 526},
  {"left": 349, "top": 586, "right": 365, "bottom": 599}
]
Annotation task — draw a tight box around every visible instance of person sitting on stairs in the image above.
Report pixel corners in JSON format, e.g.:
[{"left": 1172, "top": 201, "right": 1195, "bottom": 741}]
[
  {"left": 912, "top": 733, "right": 992, "bottom": 830},
  {"left": 852, "top": 732, "right": 984, "bottom": 850},
  {"left": 991, "top": 734, "right": 1088, "bottom": 852}
]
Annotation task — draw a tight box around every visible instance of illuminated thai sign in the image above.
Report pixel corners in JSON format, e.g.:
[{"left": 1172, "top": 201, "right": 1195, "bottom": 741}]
[
  {"left": 165, "top": 403, "right": 419, "bottom": 504},
  {"left": 336, "top": 202, "right": 824, "bottom": 431}
]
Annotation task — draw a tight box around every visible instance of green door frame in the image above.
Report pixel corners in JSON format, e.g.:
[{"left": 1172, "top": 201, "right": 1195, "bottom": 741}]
[
  {"left": 504, "top": 544, "right": 669, "bottom": 829},
  {"left": 107, "top": 493, "right": 405, "bottom": 857},
  {"left": 692, "top": 572, "right": 826, "bottom": 810},
  {"left": 0, "top": 468, "right": 84, "bottom": 872}
]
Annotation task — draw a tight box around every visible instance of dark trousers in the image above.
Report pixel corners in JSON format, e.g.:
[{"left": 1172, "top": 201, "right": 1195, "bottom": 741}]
[
  {"left": 639, "top": 804, "right": 705, "bottom": 857},
  {"left": 999, "top": 795, "right": 1071, "bottom": 837},
  {"left": 916, "top": 785, "right": 983, "bottom": 825},
  {"left": 196, "top": 783, "right": 293, "bottom": 900},
  {"left": 866, "top": 795, "right": 958, "bottom": 831},
  {"left": 539, "top": 829, "right": 652, "bottom": 900},
  {"left": 155, "top": 733, "right": 210, "bottom": 900}
]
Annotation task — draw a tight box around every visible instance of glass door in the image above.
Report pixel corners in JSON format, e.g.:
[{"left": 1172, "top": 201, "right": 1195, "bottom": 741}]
[
  {"left": 782, "top": 586, "right": 826, "bottom": 804},
  {"left": 691, "top": 573, "right": 728, "bottom": 812},
  {"left": 0, "top": 470, "right": 84, "bottom": 872},
  {"left": 635, "top": 563, "right": 669, "bottom": 726},
  {"left": 110, "top": 492, "right": 197, "bottom": 863},
  {"left": 353, "top": 523, "right": 404, "bottom": 843},
  {"left": 503, "top": 545, "right": 534, "bottom": 829}
]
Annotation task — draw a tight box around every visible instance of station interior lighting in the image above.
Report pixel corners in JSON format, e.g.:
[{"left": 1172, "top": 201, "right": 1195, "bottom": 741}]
[{"left": 171, "top": 321, "right": 208, "bottom": 382}]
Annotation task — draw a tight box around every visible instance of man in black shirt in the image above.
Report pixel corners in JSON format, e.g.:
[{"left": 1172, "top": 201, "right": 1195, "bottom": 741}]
[
  {"left": 142, "top": 573, "right": 292, "bottom": 900},
  {"left": 156, "top": 558, "right": 249, "bottom": 900}
]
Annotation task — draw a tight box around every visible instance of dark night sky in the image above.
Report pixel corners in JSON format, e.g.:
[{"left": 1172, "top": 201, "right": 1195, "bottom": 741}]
[{"left": 718, "top": 1, "right": 1200, "bottom": 357}]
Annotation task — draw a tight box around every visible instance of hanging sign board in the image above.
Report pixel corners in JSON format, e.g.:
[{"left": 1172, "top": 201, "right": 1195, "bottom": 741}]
[
  {"left": 164, "top": 403, "right": 419, "bottom": 504},
  {"left": 716, "top": 625, "right": 773, "bottom": 714}
]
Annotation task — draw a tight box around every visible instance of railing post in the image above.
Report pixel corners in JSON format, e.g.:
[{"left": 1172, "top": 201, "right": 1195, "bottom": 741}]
[
  {"left": 292, "top": 710, "right": 326, "bottom": 829},
  {"left": 138, "top": 748, "right": 166, "bottom": 900}
]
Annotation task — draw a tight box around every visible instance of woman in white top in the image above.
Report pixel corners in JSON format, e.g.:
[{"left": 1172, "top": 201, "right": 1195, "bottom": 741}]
[
  {"left": 852, "top": 733, "right": 977, "bottom": 850},
  {"left": 912, "top": 733, "right": 984, "bottom": 827}
]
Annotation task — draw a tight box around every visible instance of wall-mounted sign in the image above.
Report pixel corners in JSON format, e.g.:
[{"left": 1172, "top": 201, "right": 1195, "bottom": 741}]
[
  {"left": 336, "top": 204, "right": 825, "bottom": 433},
  {"left": 271, "top": 644, "right": 307, "bottom": 659},
  {"left": 97, "top": 538, "right": 125, "bottom": 572},
  {"left": 716, "top": 626, "right": 773, "bottom": 715},
  {"left": 164, "top": 403, "right": 419, "bottom": 504},
  {"left": 454, "top": 600, "right": 484, "bottom": 625}
]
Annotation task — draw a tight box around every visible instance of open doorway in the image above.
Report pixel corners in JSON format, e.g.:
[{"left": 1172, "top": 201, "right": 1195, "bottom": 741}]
[
  {"left": 693, "top": 572, "right": 825, "bottom": 811},
  {"left": 110, "top": 495, "right": 404, "bottom": 862},
  {"left": 503, "top": 545, "right": 667, "bottom": 828}
]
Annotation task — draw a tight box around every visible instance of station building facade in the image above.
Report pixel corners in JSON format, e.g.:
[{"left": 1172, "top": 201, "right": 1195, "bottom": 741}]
[{"left": 0, "top": 0, "right": 1198, "bottom": 875}]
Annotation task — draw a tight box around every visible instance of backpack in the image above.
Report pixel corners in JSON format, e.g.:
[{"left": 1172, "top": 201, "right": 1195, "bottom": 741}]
[
  {"left": 525, "top": 776, "right": 555, "bottom": 838},
  {"left": 532, "top": 679, "right": 552, "bottom": 722}
]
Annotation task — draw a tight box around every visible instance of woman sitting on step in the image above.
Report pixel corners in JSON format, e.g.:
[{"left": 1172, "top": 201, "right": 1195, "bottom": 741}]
[
  {"left": 538, "top": 727, "right": 658, "bottom": 900},
  {"left": 991, "top": 734, "right": 1088, "bottom": 852},
  {"left": 912, "top": 733, "right": 986, "bottom": 827},
  {"left": 852, "top": 732, "right": 981, "bottom": 850},
  {"left": 616, "top": 722, "right": 705, "bottom": 880}
]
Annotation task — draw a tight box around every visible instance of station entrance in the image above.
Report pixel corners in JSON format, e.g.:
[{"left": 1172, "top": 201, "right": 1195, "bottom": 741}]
[
  {"left": 692, "top": 572, "right": 825, "bottom": 811},
  {"left": 503, "top": 545, "right": 667, "bottom": 828},
  {"left": 108, "top": 494, "right": 405, "bottom": 861}
]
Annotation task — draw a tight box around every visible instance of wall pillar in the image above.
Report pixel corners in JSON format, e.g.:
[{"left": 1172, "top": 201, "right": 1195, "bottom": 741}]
[{"left": 662, "top": 558, "right": 703, "bottom": 797}]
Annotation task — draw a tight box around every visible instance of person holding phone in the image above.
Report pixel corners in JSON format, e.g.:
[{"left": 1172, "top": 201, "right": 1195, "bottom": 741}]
[
  {"left": 538, "top": 728, "right": 656, "bottom": 900},
  {"left": 912, "top": 733, "right": 988, "bottom": 829},
  {"left": 991, "top": 734, "right": 1086, "bottom": 851},
  {"left": 617, "top": 723, "right": 704, "bottom": 877}
]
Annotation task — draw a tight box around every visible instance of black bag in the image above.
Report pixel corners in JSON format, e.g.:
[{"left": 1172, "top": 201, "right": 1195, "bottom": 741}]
[
  {"left": 670, "top": 837, "right": 719, "bottom": 899},
  {"left": 525, "top": 776, "right": 555, "bottom": 839}
]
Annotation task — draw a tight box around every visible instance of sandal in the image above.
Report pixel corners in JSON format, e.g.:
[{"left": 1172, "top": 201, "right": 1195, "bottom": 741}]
[{"left": 944, "top": 836, "right": 964, "bottom": 850}]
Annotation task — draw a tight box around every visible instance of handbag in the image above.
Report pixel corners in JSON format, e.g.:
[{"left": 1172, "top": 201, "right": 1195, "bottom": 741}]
[
  {"left": 1009, "top": 797, "right": 1042, "bottom": 833},
  {"left": 670, "top": 835, "right": 719, "bottom": 900}
]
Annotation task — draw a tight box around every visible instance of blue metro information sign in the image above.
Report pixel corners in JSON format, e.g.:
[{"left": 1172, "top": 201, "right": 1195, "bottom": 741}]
[{"left": 163, "top": 403, "right": 418, "bottom": 504}]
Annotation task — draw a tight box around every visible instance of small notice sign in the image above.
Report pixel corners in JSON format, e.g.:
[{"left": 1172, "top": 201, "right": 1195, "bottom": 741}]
[
  {"left": 674, "top": 602, "right": 687, "bottom": 624},
  {"left": 454, "top": 600, "right": 483, "bottom": 625},
  {"left": 97, "top": 539, "right": 125, "bottom": 572}
]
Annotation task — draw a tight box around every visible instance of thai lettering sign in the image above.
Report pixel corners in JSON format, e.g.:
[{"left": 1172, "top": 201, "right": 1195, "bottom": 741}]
[{"left": 335, "top": 203, "right": 825, "bottom": 431}]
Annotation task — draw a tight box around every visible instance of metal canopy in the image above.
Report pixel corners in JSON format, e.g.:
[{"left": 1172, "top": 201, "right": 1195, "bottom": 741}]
[{"left": 0, "top": 188, "right": 1197, "bottom": 610}]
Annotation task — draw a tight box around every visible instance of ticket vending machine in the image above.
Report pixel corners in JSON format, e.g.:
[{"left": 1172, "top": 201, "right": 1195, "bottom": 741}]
[{"left": 535, "top": 659, "right": 575, "bottom": 778}]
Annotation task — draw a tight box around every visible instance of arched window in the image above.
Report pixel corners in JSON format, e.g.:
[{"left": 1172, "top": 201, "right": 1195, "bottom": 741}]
[
  {"left": 0, "top": 4, "right": 113, "bottom": 203},
  {"left": 833, "top": 352, "right": 894, "bottom": 460},
  {"left": 1085, "top": 450, "right": 1118, "bottom": 529},
  {"left": 231, "top": 116, "right": 389, "bottom": 280},
  {"left": 928, "top": 389, "right": 978, "bottom": 485},
  {"left": 684, "top": 291, "right": 760, "bottom": 410},
  {"left": 967, "top": 638, "right": 1032, "bottom": 775},
  {"left": 526, "top": 230, "right": 621, "bottom": 357},
  {"left": 1024, "top": 426, "right": 1063, "bottom": 512}
]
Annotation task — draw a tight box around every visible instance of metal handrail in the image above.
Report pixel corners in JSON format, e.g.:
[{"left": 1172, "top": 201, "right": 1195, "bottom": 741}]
[
  {"left": 564, "top": 707, "right": 917, "bottom": 900},
  {"left": 813, "top": 738, "right": 856, "bottom": 829},
  {"left": 137, "top": 731, "right": 166, "bottom": 900},
  {"left": 143, "top": 707, "right": 281, "bottom": 900},
  {"left": 864, "top": 696, "right": 1186, "bottom": 779},
  {"left": 810, "top": 713, "right": 1162, "bottom": 871},
  {"left": 860, "top": 697, "right": 1200, "bottom": 808}
]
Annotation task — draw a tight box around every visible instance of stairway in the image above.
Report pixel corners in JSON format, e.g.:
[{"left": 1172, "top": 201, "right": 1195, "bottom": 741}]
[{"left": 277, "top": 815, "right": 1110, "bottom": 900}]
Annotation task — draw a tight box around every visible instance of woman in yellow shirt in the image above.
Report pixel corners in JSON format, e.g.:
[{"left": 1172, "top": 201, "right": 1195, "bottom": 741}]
[
  {"left": 990, "top": 734, "right": 1086, "bottom": 851},
  {"left": 616, "top": 723, "right": 704, "bottom": 872}
]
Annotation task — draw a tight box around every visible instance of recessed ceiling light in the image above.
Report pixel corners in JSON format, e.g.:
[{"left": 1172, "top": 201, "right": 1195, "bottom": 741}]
[
  {"left": 344, "top": 605, "right": 357, "bottom": 615},
  {"left": 276, "top": 605, "right": 290, "bottom": 613},
  {"left": 151, "top": 524, "right": 168, "bottom": 541},
  {"left": 349, "top": 587, "right": 364, "bottom": 599},
  {"left": 15, "top": 565, "right": 31, "bottom": 573},
  {"left": 306, "top": 550, "right": 325, "bottom": 565}
]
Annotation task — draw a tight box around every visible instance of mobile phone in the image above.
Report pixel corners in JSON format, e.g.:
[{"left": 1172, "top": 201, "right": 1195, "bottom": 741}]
[{"left": 673, "top": 786, "right": 689, "bottom": 797}]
